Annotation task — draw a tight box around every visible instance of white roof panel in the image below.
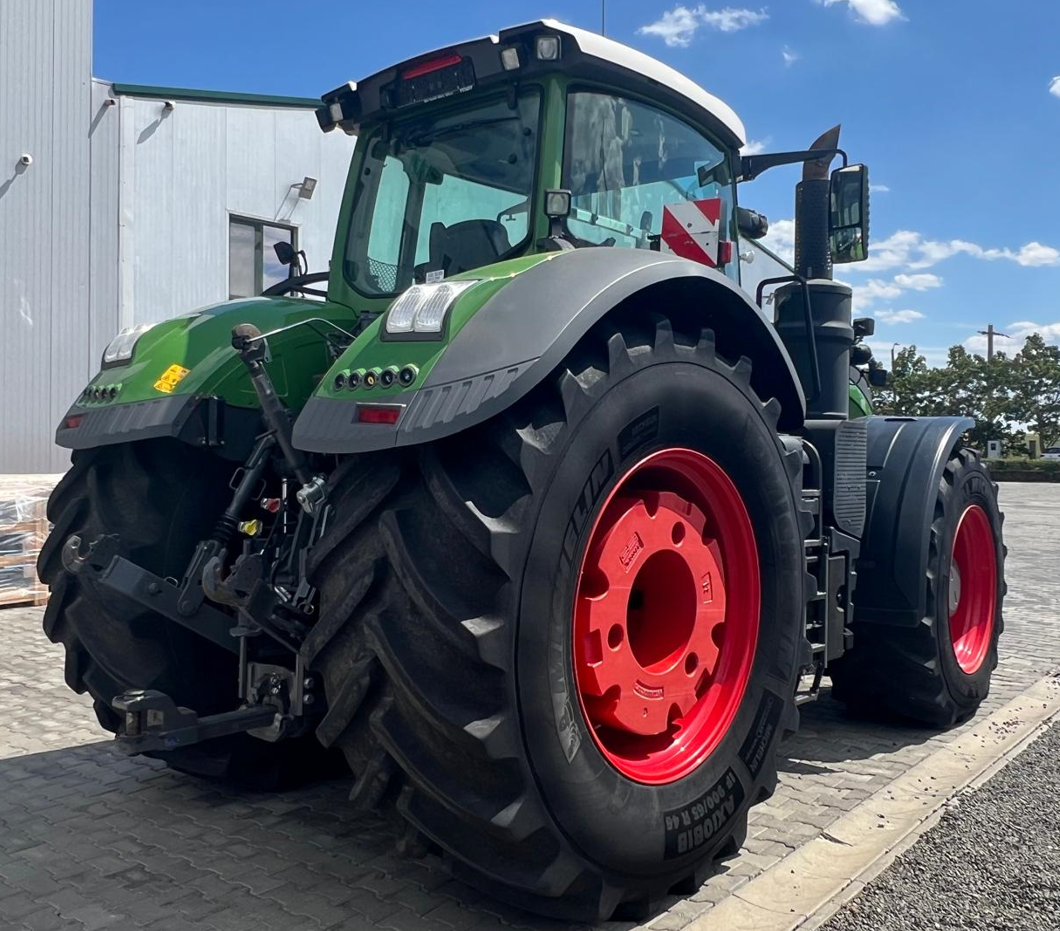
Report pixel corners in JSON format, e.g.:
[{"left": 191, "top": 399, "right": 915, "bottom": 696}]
[{"left": 538, "top": 20, "right": 745, "bottom": 144}]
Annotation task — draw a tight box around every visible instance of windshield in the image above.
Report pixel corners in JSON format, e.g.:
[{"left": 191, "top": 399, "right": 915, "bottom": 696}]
[{"left": 343, "top": 90, "right": 541, "bottom": 297}]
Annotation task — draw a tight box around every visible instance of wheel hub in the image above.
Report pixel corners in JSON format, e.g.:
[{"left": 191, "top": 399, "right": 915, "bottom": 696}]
[
  {"left": 576, "top": 491, "right": 725, "bottom": 736},
  {"left": 573, "top": 448, "right": 759, "bottom": 785}
]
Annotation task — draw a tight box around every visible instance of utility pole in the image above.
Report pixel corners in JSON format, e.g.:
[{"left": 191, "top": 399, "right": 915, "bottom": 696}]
[{"left": 977, "top": 324, "right": 1012, "bottom": 361}]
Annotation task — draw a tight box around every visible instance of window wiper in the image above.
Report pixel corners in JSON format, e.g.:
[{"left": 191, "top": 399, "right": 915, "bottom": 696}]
[{"left": 402, "top": 115, "right": 522, "bottom": 147}]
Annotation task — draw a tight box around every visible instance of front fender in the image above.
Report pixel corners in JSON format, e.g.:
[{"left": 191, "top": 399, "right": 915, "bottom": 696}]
[
  {"left": 293, "top": 249, "right": 806, "bottom": 454},
  {"left": 855, "top": 415, "right": 975, "bottom": 627},
  {"left": 57, "top": 296, "right": 357, "bottom": 457}
]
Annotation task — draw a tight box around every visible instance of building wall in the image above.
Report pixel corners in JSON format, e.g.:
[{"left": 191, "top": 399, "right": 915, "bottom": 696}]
[
  {"left": 0, "top": 0, "right": 356, "bottom": 473},
  {"left": 114, "top": 95, "right": 353, "bottom": 328},
  {"left": 0, "top": 0, "right": 93, "bottom": 473}
]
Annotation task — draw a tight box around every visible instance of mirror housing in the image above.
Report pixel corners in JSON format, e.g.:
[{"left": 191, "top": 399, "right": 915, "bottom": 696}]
[
  {"left": 868, "top": 365, "right": 888, "bottom": 388},
  {"left": 274, "top": 241, "right": 297, "bottom": 266},
  {"left": 829, "top": 164, "right": 870, "bottom": 264}
]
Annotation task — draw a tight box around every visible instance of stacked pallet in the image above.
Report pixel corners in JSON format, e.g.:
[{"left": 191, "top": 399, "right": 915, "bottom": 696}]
[{"left": 0, "top": 475, "right": 62, "bottom": 608}]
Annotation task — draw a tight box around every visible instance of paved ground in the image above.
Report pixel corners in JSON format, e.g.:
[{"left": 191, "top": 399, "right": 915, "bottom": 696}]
[
  {"left": 822, "top": 715, "right": 1060, "bottom": 931},
  {"left": 0, "top": 483, "right": 1057, "bottom": 931}
]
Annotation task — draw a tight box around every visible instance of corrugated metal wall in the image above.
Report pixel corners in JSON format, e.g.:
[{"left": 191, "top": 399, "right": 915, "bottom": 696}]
[
  {"left": 0, "top": 0, "right": 93, "bottom": 473},
  {"left": 0, "top": 0, "right": 355, "bottom": 472},
  {"left": 119, "top": 97, "right": 353, "bottom": 326}
]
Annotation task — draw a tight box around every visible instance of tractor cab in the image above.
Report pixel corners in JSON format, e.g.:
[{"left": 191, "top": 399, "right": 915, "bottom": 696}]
[{"left": 318, "top": 20, "right": 751, "bottom": 315}]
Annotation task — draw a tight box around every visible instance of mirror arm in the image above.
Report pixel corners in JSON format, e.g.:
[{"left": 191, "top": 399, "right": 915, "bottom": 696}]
[{"left": 739, "top": 147, "right": 848, "bottom": 183}]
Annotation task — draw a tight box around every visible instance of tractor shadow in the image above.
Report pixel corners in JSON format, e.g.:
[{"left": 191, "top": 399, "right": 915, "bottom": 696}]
[
  {"left": 0, "top": 692, "right": 948, "bottom": 931},
  {"left": 0, "top": 741, "right": 585, "bottom": 931},
  {"left": 778, "top": 686, "right": 939, "bottom": 775}
]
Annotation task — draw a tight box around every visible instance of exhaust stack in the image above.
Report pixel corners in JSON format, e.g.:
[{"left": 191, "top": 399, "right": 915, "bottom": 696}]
[{"left": 794, "top": 125, "right": 841, "bottom": 281}]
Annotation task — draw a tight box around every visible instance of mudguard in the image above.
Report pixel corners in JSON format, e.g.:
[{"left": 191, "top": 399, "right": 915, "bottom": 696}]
[
  {"left": 855, "top": 415, "right": 975, "bottom": 627},
  {"left": 293, "top": 248, "right": 806, "bottom": 454},
  {"left": 56, "top": 296, "right": 357, "bottom": 460}
]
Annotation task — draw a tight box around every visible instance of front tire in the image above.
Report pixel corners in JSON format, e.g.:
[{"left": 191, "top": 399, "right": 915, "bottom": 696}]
[
  {"left": 38, "top": 439, "right": 338, "bottom": 789},
  {"left": 306, "top": 312, "right": 809, "bottom": 918},
  {"left": 830, "top": 446, "right": 1005, "bottom": 726}
]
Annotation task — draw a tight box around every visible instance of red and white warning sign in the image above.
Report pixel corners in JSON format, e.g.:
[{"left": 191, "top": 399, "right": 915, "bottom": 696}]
[{"left": 660, "top": 198, "right": 724, "bottom": 268}]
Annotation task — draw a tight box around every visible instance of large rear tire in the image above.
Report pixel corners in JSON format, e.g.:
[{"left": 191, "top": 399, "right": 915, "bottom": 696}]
[
  {"left": 305, "top": 312, "right": 809, "bottom": 919},
  {"left": 38, "top": 439, "right": 338, "bottom": 789},
  {"left": 830, "top": 446, "right": 1005, "bottom": 726}
]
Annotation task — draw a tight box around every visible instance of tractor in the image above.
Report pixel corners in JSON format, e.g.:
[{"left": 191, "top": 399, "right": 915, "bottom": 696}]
[{"left": 40, "top": 20, "right": 1005, "bottom": 920}]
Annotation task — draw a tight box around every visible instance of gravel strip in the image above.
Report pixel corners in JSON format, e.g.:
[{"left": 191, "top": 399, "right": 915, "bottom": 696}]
[{"left": 822, "top": 711, "right": 1060, "bottom": 931}]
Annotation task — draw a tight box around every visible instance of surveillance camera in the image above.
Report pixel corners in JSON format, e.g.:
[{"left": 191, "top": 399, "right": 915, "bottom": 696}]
[
  {"left": 162, "top": 100, "right": 176, "bottom": 112},
  {"left": 18, "top": 154, "right": 32, "bottom": 167}
]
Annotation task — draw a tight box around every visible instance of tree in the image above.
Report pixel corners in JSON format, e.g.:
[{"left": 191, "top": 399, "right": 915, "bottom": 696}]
[
  {"left": 875, "top": 336, "right": 1060, "bottom": 454},
  {"left": 1011, "top": 334, "right": 1060, "bottom": 448}
]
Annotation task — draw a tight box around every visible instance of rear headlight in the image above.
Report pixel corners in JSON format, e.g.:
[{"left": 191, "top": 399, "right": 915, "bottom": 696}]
[
  {"left": 385, "top": 280, "right": 478, "bottom": 336},
  {"left": 102, "top": 324, "right": 151, "bottom": 366}
]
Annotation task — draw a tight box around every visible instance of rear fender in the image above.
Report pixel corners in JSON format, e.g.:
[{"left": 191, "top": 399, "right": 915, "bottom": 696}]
[
  {"left": 57, "top": 297, "right": 357, "bottom": 459},
  {"left": 855, "top": 415, "right": 975, "bottom": 627},
  {"left": 293, "top": 248, "right": 806, "bottom": 453}
]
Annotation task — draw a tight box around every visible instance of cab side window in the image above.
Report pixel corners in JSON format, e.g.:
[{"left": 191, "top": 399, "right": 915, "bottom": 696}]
[{"left": 562, "top": 90, "right": 737, "bottom": 279}]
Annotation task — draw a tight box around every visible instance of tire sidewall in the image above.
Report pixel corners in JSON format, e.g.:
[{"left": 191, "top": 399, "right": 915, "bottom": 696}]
[
  {"left": 934, "top": 458, "right": 1003, "bottom": 703},
  {"left": 516, "top": 350, "right": 804, "bottom": 879}
]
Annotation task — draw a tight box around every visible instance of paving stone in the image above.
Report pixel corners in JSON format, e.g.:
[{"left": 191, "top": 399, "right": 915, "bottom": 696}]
[{"left": 0, "top": 485, "right": 1055, "bottom": 931}]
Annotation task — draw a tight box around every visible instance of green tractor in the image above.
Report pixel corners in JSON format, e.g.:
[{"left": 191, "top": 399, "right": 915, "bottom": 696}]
[{"left": 41, "top": 21, "right": 1005, "bottom": 919}]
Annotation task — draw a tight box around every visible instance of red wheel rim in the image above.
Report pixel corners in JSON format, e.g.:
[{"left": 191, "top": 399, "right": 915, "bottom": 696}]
[
  {"left": 948, "top": 504, "right": 997, "bottom": 675},
  {"left": 572, "top": 448, "right": 759, "bottom": 785}
]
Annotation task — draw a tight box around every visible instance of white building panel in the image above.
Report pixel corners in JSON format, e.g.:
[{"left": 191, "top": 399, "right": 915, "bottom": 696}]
[
  {"left": 0, "top": 0, "right": 93, "bottom": 473},
  {"left": 121, "top": 96, "right": 353, "bottom": 326},
  {"left": 0, "top": 0, "right": 356, "bottom": 471}
]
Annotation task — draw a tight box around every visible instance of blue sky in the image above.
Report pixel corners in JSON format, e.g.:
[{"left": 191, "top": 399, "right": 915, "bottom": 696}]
[{"left": 93, "top": 0, "right": 1060, "bottom": 364}]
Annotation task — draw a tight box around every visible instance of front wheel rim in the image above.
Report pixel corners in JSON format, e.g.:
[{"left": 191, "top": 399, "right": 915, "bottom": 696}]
[
  {"left": 948, "top": 504, "right": 997, "bottom": 675},
  {"left": 572, "top": 448, "right": 760, "bottom": 785}
]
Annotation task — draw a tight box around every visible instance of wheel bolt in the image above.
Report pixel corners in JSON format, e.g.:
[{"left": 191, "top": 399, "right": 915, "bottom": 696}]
[{"left": 303, "top": 677, "right": 315, "bottom": 690}]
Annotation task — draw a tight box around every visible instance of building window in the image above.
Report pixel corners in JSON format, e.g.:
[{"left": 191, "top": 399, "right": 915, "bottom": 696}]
[{"left": 228, "top": 216, "right": 297, "bottom": 298}]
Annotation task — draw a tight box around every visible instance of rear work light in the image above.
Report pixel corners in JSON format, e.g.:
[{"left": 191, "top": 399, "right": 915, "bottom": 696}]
[{"left": 357, "top": 404, "right": 404, "bottom": 425}]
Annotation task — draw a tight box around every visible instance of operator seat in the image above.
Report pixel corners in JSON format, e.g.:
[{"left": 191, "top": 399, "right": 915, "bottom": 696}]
[{"left": 428, "top": 219, "right": 511, "bottom": 276}]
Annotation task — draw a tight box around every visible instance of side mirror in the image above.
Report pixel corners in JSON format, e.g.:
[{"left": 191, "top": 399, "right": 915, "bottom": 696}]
[
  {"left": 274, "top": 241, "right": 296, "bottom": 266},
  {"left": 829, "top": 164, "right": 870, "bottom": 264},
  {"left": 868, "top": 366, "right": 888, "bottom": 388}
]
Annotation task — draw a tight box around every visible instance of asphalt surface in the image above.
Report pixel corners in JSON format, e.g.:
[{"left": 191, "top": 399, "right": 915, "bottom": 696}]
[{"left": 823, "top": 709, "right": 1060, "bottom": 931}]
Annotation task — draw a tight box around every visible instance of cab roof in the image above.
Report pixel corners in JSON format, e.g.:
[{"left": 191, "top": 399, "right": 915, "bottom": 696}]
[
  {"left": 320, "top": 20, "right": 746, "bottom": 149},
  {"left": 531, "top": 19, "right": 746, "bottom": 145}
]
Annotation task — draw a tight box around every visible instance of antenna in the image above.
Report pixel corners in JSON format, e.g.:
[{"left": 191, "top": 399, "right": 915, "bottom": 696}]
[{"left": 601, "top": 0, "right": 606, "bottom": 35}]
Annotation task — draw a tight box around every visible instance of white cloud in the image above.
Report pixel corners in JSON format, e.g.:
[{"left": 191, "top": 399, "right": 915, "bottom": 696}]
[
  {"left": 740, "top": 137, "right": 770, "bottom": 156},
  {"left": 961, "top": 321, "right": 1060, "bottom": 356},
  {"left": 638, "top": 5, "right": 769, "bottom": 46},
  {"left": 1012, "top": 242, "right": 1060, "bottom": 266},
  {"left": 1050, "top": 76, "right": 1060, "bottom": 98},
  {"left": 862, "top": 279, "right": 903, "bottom": 301},
  {"left": 820, "top": 0, "right": 905, "bottom": 25},
  {"left": 782, "top": 45, "right": 799, "bottom": 66},
  {"left": 874, "top": 308, "right": 924, "bottom": 324},
  {"left": 759, "top": 217, "right": 795, "bottom": 265},
  {"left": 869, "top": 183, "right": 890, "bottom": 193},
  {"left": 853, "top": 230, "right": 1060, "bottom": 272},
  {"left": 893, "top": 272, "right": 942, "bottom": 290}
]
